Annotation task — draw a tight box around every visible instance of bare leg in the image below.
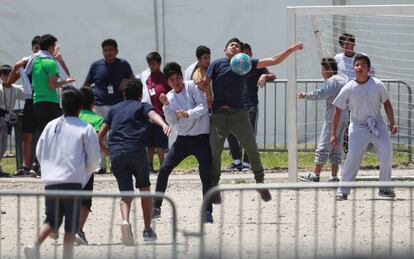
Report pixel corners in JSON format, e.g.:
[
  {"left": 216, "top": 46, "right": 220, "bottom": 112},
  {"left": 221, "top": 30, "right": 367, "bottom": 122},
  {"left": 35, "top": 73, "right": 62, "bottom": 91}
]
[
  {"left": 120, "top": 197, "right": 133, "bottom": 222},
  {"left": 331, "top": 164, "right": 338, "bottom": 177},
  {"left": 78, "top": 205, "right": 90, "bottom": 231},
  {"left": 33, "top": 223, "right": 54, "bottom": 247},
  {"left": 147, "top": 148, "right": 155, "bottom": 168},
  {"left": 22, "top": 133, "right": 33, "bottom": 168},
  {"left": 62, "top": 232, "right": 75, "bottom": 259},
  {"left": 156, "top": 149, "right": 165, "bottom": 166},
  {"left": 139, "top": 186, "right": 152, "bottom": 230},
  {"left": 314, "top": 164, "right": 323, "bottom": 177}
]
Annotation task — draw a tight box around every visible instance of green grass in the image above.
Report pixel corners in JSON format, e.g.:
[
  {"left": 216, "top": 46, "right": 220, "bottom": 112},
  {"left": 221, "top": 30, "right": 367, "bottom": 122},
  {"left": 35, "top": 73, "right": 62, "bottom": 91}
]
[{"left": 2, "top": 149, "right": 411, "bottom": 174}]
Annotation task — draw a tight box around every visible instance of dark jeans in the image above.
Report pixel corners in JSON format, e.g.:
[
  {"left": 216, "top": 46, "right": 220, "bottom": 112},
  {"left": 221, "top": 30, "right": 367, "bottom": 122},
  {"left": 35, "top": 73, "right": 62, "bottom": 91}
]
[
  {"left": 44, "top": 183, "right": 82, "bottom": 234},
  {"left": 154, "top": 134, "right": 213, "bottom": 212},
  {"left": 227, "top": 106, "right": 258, "bottom": 163}
]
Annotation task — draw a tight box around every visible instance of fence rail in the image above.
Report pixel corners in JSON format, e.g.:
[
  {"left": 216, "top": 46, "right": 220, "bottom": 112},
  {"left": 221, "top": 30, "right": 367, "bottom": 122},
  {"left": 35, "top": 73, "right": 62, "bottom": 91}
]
[
  {"left": 0, "top": 190, "right": 177, "bottom": 259},
  {"left": 256, "top": 79, "right": 413, "bottom": 161},
  {"left": 199, "top": 182, "right": 414, "bottom": 259}
]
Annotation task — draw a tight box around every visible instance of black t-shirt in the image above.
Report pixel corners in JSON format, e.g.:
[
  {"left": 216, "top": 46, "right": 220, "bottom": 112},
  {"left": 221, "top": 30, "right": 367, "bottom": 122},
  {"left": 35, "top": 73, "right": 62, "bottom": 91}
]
[{"left": 105, "top": 100, "right": 153, "bottom": 160}]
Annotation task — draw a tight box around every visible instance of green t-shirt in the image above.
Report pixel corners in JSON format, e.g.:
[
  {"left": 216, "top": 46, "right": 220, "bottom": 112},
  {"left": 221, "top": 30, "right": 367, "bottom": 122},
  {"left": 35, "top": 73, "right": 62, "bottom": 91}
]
[
  {"left": 31, "top": 57, "right": 59, "bottom": 104},
  {"left": 79, "top": 109, "right": 104, "bottom": 132}
]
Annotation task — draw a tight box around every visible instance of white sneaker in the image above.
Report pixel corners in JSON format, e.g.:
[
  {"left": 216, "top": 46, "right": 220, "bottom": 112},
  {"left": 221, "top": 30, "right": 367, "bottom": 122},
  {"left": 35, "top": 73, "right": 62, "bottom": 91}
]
[
  {"left": 75, "top": 230, "right": 89, "bottom": 245},
  {"left": 121, "top": 223, "right": 135, "bottom": 246},
  {"left": 49, "top": 230, "right": 59, "bottom": 240},
  {"left": 24, "top": 245, "right": 39, "bottom": 259}
]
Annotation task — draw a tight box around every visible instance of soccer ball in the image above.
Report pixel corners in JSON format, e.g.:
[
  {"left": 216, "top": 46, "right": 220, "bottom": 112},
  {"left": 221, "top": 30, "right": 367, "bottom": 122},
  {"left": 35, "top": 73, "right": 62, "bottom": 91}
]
[{"left": 230, "top": 53, "right": 252, "bottom": 76}]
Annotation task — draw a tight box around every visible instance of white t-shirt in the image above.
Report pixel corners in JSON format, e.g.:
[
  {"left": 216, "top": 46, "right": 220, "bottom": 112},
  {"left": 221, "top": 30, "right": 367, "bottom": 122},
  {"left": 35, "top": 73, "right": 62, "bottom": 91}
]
[
  {"left": 334, "top": 52, "right": 375, "bottom": 80},
  {"left": 333, "top": 77, "right": 390, "bottom": 124},
  {"left": 0, "top": 84, "right": 24, "bottom": 112}
]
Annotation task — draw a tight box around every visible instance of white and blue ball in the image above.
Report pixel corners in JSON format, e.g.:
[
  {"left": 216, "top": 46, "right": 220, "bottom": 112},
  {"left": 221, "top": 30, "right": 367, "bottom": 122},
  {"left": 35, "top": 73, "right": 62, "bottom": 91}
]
[{"left": 230, "top": 53, "right": 252, "bottom": 76}]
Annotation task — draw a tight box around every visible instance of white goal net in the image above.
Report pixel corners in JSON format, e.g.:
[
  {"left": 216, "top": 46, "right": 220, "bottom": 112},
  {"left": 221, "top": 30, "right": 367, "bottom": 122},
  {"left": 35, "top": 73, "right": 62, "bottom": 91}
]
[{"left": 286, "top": 5, "right": 414, "bottom": 181}]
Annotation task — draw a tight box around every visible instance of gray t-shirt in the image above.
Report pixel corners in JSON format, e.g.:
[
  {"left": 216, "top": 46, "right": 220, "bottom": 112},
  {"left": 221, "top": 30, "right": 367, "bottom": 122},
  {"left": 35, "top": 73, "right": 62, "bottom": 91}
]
[{"left": 333, "top": 77, "right": 390, "bottom": 124}]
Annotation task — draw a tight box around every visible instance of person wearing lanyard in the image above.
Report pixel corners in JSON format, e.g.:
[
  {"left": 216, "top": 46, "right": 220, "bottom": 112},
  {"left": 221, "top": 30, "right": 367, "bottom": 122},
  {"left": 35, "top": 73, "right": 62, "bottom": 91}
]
[{"left": 83, "top": 39, "right": 134, "bottom": 174}]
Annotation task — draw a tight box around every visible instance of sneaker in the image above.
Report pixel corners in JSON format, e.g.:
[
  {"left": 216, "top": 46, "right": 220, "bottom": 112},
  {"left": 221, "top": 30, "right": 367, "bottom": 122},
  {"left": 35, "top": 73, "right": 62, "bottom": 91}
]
[
  {"left": 95, "top": 167, "right": 107, "bottom": 175},
  {"left": 121, "top": 223, "right": 134, "bottom": 246},
  {"left": 328, "top": 176, "right": 340, "bottom": 182},
  {"left": 30, "top": 163, "right": 41, "bottom": 177},
  {"left": 152, "top": 207, "right": 161, "bottom": 219},
  {"left": 49, "top": 230, "right": 59, "bottom": 240},
  {"left": 24, "top": 245, "right": 39, "bottom": 259},
  {"left": 212, "top": 191, "right": 222, "bottom": 205},
  {"left": 298, "top": 173, "right": 320, "bottom": 182},
  {"left": 143, "top": 228, "right": 157, "bottom": 241},
  {"left": 75, "top": 230, "right": 88, "bottom": 245},
  {"left": 203, "top": 211, "right": 214, "bottom": 223},
  {"left": 226, "top": 161, "right": 242, "bottom": 171},
  {"left": 336, "top": 193, "right": 348, "bottom": 201},
  {"left": 257, "top": 189, "right": 272, "bottom": 202},
  {"left": 241, "top": 162, "right": 251, "bottom": 171},
  {"left": 13, "top": 168, "right": 31, "bottom": 177},
  {"left": 378, "top": 189, "right": 396, "bottom": 198}
]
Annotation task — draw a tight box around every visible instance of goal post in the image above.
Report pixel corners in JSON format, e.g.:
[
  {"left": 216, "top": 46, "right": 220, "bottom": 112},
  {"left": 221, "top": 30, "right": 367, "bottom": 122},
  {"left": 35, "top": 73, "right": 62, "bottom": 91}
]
[{"left": 286, "top": 4, "right": 414, "bottom": 182}]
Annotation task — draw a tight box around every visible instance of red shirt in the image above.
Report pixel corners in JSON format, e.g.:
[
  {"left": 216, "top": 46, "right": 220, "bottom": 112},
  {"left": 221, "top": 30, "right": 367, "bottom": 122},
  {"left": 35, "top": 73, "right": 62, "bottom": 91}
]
[{"left": 146, "top": 72, "right": 170, "bottom": 116}]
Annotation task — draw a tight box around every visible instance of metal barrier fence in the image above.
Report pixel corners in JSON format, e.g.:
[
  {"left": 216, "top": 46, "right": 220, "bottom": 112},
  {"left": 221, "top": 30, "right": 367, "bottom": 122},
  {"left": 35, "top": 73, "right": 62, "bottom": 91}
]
[
  {"left": 0, "top": 190, "right": 177, "bottom": 259},
  {"left": 257, "top": 79, "right": 413, "bottom": 161},
  {"left": 199, "top": 182, "right": 414, "bottom": 259}
]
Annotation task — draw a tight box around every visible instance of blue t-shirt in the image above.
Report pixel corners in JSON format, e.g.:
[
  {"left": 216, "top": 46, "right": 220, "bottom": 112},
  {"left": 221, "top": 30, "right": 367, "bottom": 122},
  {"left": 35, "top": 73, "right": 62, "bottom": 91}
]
[
  {"left": 85, "top": 58, "right": 134, "bottom": 106},
  {"left": 242, "top": 65, "right": 269, "bottom": 108},
  {"left": 206, "top": 57, "right": 259, "bottom": 110},
  {"left": 105, "top": 100, "right": 153, "bottom": 160}
]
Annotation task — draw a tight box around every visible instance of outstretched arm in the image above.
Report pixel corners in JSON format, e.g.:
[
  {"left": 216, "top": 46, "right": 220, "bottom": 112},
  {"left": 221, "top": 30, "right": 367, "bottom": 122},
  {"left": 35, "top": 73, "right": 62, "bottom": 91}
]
[
  {"left": 148, "top": 110, "right": 172, "bottom": 136},
  {"left": 256, "top": 42, "right": 304, "bottom": 69},
  {"left": 383, "top": 99, "right": 398, "bottom": 135}
]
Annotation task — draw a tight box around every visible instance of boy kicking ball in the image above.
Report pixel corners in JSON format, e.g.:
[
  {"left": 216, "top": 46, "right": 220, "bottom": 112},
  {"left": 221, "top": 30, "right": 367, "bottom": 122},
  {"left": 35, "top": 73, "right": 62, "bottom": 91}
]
[
  {"left": 24, "top": 87, "right": 100, "bottom": 259},
  {"left": 98, "top": 78, "right": 171, "bottom": 245},
  {"left": 331, "top": 54, "right": 398, "bottom": 200}
]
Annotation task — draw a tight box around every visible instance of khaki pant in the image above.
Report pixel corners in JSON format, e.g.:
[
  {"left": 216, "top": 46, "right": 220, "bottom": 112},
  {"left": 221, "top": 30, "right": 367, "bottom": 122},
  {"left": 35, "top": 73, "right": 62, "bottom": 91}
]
[{"left": 209, "top": 108, "right": 264, "bottom": 186}]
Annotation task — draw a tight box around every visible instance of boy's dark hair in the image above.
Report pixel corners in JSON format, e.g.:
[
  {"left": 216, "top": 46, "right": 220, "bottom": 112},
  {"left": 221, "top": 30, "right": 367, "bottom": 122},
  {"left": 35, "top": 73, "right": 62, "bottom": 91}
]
[
  {"left": 339, "top": 33, "right": 355, "bottom": 47},
  {"left": 320, "top": 57, "right": 338, "bottom": 75},
  {"left": 146, "top": 52, "right": 162, "bottom": 64},
  {"left": 31, "top": 35, "right": 41, "bottom": 47},
  {"left": 0, "top": 65, "right": 12, "bottom": 76},
  {"left": 225, "top": 38, "right": 243, "bottom": 48},
  {"left": 163, "top": 62, "right": 182, "bottom": 79},
  {"left": 196, "top": 46, "right": 210, "bottom": 59},
  {"left": 124, "top": 78, "right": 143, "bottom": 100},
  {"left": 242, "top": 43, "right": 251, "bottom": 52},
  {"left": 39, "top": 34, "right": 58, "bottom": 51},
  {"left": 80, "top": 87, "right": 95, "bottom": 110},
  {"left": 353, "top": 54, "right": 371, "bottom": 68},
  {"left": 62, "top": 86, "right": 82, "bottom": 117},
  {"left": 101, "top": 39, "right": 118, "bottom": 49}
]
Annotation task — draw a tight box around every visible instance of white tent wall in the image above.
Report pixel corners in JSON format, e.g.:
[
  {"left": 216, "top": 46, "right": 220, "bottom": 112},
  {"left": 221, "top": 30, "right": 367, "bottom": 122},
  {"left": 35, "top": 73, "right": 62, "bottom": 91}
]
[{"left": 0, "top": 0, "right": 413, "bottom": 149}]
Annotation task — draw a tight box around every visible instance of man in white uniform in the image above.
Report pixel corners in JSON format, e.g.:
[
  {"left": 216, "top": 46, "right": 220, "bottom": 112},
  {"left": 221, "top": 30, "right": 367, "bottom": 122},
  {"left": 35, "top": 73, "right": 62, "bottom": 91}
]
[{"left": 331, "top": 54, "right": 398, "bottom": 200}]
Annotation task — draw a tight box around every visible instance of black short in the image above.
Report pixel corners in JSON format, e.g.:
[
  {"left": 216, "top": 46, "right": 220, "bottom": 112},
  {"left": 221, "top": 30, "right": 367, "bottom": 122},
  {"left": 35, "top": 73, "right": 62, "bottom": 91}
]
[
  {"left": 44, "top": 183, "right": 82, "bottom": 234},
  {"left": 33, "top": 102, "right": 61, "bottom": 133},
  {"left": 111, "top": 153, "right": 151, "bottom": 191},
  {"left": 82, "top": 174, "right": 94, "bottom": 210},
  {"left": 22, "top": 99, "right": 37, "bottom": 134},
  {"left": 145, "top": 122, "right": 168, "bottom": 149}
]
